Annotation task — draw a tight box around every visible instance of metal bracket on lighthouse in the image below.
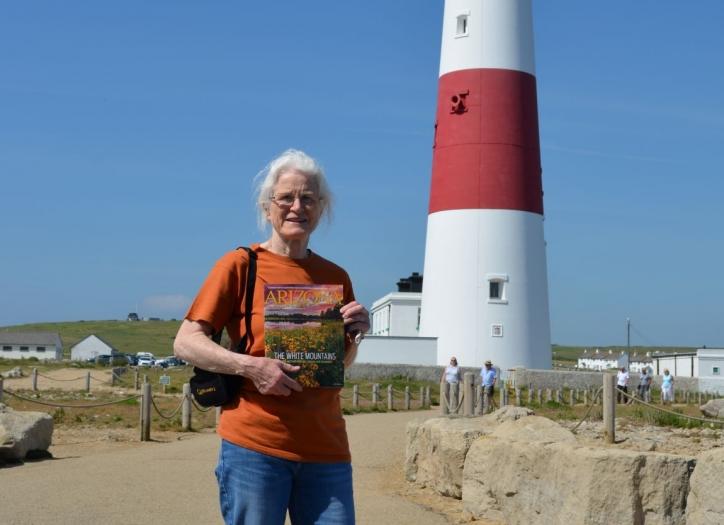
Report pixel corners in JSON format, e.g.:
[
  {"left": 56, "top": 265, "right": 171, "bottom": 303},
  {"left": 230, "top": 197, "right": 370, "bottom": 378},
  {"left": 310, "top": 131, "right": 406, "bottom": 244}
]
[{"left": 450, "top": 90, "right": 469, "bottom": 114}]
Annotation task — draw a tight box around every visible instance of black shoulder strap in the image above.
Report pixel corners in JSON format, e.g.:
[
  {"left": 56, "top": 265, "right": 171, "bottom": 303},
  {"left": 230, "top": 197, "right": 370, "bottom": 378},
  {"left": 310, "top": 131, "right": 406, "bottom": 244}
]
[{"left": 211, "top": 246, "right": 257, "bottom": 354}]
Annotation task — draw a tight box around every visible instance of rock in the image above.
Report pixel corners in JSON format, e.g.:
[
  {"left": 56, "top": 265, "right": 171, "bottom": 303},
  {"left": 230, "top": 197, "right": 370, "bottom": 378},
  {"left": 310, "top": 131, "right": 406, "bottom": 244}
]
[
  {"left": 700, "top": 399, "right": 724, "bottom": 419},
  {"left": 405, "top": 407, "right": 535, "bottom": 498},
  {"left": 481, "top": 405, "right": 534, "bottom": 424},
  {"left": 1, "top": 366, "right": 23, "bottom": 378},
  {"left": 463, "top": 417, "right": 693, "bottom": 525},
  {"left": 686, "top": 448, "right": 724, "bottom": 525},
  {"left": 0, "top": 403, "right": 53, "bottom": 461}
]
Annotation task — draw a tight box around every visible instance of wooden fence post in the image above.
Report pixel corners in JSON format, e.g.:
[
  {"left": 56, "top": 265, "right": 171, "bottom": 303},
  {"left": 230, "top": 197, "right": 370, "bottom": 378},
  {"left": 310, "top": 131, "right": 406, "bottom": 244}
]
[
  {"left": 556, "top": 390, "right": 562, "bottom": 404},
  {"left": 439, "top": 379, "right": 448, "bottom": 415},
  {"left": 419, "top": 386, "right": 424, "bottom": 409},
  {"left": 387, "top": 385, "right": 393, "bottom": 411},
  {"left": 463, "top": 373, "right": 474, "bottom": 416},
  {"left": 405, "top": 386, "right": 411, "bottom": 410},
  {"left": 603, "top": 374, "right": 616, "bottom": 444},
  {"left": 372, "top": 383, "right": 379, "bottom": 405},
  {"left": 515, "top": 388, "right": 521, "bottom": 406},
  {"left": 425, "top": 386, "right": 430, "bottom": 409},
  {"left": 475, "top": 385, "right": 483, "bottom": 415},
  {"left": 353, "top": 385, "right": 359, "bottom": 409},
  {"left": 569, "top": 389, "right": 575, "bottom": 406},
  {"left": 0, "top": 377, "right": 4, "bottom": 402},
  {"left": 141, "top": 382, "right": 152, "bottom": 442},
  {"left": 527, "top": 387, "right": 533, "bottom": 405},
  {"left": 182, "top": 383, "right": 191, "bottom": 431},
  {"left": 32, "top": 368, "right": 38, "bottom": 391},
  {"left": 86, "top": 371, "right": 91, "bottom": 393},
  {"left": 134, "top": 371, "right": 140, "bottom": 391},
  {"left": 537, "top": 389, "right": 542, "bottom": 405},
  {"left": 583, "top": 389, "right": 588, "bottom": 405},
  {"left": 483, "top": 388, "right": 489, "bottom": 414}
]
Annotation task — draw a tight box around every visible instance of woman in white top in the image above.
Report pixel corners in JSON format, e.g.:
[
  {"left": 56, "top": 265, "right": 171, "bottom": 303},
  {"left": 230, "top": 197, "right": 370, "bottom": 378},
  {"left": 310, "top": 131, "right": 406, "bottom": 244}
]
[
  {"left": 661, "top": 368, "right": 674, "bottom": 404},
  {"left": 441, "top": 356, "right": 462, "bottom": 384}
]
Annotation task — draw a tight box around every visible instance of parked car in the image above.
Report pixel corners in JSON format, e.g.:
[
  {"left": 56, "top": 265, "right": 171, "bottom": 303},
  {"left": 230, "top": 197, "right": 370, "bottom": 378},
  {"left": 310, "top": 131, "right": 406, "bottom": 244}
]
[
  {"left": 163, "top": 356, "right": 186, "bottom": 368},
  {"left": 137, "top": 356, "right": 154, "bottom": 367},
  {"left": 95, "top": 354, "right": 134, "bottom": 366}
]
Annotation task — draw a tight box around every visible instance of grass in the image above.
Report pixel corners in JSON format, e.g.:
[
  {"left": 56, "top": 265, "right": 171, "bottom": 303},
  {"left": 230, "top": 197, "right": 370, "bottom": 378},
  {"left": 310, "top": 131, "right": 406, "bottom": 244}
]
[{"left": 0, "top": 319, "right": 181, "bottom": 359}]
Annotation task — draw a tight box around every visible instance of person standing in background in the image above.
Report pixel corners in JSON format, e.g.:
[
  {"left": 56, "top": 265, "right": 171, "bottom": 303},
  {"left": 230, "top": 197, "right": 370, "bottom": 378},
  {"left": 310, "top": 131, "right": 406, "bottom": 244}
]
[
  {"left": 480, "top": 360, "right": 497, "bottom": 412},
  {"left": 616, "top": 366, "right": 630, "bottom": 404}
]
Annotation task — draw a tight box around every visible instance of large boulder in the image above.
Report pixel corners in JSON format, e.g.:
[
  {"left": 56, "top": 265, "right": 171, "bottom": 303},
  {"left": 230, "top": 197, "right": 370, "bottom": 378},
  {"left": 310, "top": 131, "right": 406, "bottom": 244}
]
[
  {"left": 699, "top": 399, "right": 724, "bottom": 418},
  {"left": 686, "top": 448, "right": 724, "bottom": 525},
  {"left": 0, "top": 403, "right": 53, "bottom": 461},
  {"left": 463, "top": 417, "right": 694, "bottom": 525},
  {"left": 405, "top": 407, "right": 534, "bottom": 498}
]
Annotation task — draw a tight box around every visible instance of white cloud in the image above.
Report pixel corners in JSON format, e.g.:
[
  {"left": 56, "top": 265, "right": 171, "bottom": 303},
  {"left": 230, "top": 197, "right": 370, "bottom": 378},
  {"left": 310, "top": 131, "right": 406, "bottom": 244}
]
[{"left": 142, "top": 294, "right": 192, "bottom": 316}]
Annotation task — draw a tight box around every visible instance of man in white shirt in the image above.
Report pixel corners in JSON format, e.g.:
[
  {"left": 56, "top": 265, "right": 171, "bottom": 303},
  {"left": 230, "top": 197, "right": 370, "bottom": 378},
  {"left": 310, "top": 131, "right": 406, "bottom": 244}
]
[{"left": 616, "top": 367, "right": 630, "bottom": 404}]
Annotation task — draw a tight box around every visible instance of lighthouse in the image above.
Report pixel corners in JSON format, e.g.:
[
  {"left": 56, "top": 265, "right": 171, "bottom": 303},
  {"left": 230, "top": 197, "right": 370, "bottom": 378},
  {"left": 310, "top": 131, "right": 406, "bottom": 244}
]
[{"left": 419, "top": 0, "right": 551, "bottom": 370}]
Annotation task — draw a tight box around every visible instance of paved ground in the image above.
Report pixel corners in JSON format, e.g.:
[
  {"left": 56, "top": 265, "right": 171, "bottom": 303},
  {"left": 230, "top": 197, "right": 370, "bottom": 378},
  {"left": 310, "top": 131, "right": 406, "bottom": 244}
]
[{"left": 2, "top": 409, "right": 455, "bottom": 525}]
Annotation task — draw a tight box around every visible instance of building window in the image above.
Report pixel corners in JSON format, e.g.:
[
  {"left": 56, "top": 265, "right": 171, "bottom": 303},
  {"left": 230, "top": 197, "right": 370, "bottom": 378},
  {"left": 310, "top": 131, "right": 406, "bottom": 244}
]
[
  {"left": 2, "top": 345, "right": 11, "bottom": 351},
  {"left": 714, "top": 367, "right": 721, "bottom": 376},
  {"left": 37, "top": 346, "right": 46, "bottom": 352},
  {"left": 491, "top": 323, "right": 503, "bottom": 337},
  {"left": 20, "top": 346, "right": 29, "bottom": 352},
  {"left": 486, "top": 274, "right": 509, "bottom": 304},
  {"left": 456, "top": 14, "right": 469, "bottom": 37},
  {"left": 416, "top": 307, "right": 421, "bottom": 332}
]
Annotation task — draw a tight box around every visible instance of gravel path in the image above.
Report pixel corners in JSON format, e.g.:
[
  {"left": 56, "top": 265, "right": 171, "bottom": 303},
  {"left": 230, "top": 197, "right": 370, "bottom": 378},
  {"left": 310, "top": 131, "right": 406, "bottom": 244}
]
[{"left": 2, "top": 409, "right": 452, "bottom": 525}]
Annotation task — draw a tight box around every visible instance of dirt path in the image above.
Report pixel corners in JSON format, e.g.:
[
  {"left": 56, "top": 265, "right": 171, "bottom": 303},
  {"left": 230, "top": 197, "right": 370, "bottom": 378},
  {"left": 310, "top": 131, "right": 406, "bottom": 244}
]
[{"left": 2, "top": 409, "right": 458, "bottom": 525}]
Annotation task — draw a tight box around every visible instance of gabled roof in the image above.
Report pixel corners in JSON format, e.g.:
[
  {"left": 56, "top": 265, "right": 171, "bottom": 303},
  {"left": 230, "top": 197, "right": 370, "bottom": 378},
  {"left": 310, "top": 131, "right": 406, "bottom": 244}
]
[
  {"left": 70, "top": 334, "right": 119, "bottom": 353},
  {"left": 0, "top": 331, "right": 63, "bottom": 348}
]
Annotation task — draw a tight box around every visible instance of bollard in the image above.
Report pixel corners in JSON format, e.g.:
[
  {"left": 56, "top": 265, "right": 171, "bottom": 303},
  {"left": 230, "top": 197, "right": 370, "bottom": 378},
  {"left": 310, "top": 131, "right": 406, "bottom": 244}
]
[
  {"left": 353, "top": 385, "right": 359, "bottom": 409},
  {"left": 515, "top": 388, "right": 521, "bottom": 407},
  {"left": 32, "top": 368, "right": 38, "bottom": 391},
  {"left": 86, "top": 371, "right": 91, "bottom": 393},
  {"left": 387, "top": 385, "right": 393, "bottom": 411},
  {"left": 475, "top": 385, "right": 483, "bottom": 415},
  {"left": 440, "top": 380, "right": 449, "bottom": 414},
  {"left": 463, "top": 373, "right": 474, "bottom": 416},
  {"left": 134, "top": 371, "right": 140, "bottom": 391},
  {"left": 603, "top": 374, "right": 616, "bottom": 444},
  {"left": 405, "top": 386, "right": 411, "bottom": 410},
  {"left": 182, "top": 383, "right": 192, "bottom": 431},
  {"left": 141, "top": 383, "right": 152, "bottom": 442}
]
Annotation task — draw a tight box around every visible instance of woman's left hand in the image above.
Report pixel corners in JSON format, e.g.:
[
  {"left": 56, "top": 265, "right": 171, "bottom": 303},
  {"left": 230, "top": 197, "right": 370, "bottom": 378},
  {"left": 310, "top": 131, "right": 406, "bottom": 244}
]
[{"left": 340, "top": 301, "right": 370, "bottom": 342}]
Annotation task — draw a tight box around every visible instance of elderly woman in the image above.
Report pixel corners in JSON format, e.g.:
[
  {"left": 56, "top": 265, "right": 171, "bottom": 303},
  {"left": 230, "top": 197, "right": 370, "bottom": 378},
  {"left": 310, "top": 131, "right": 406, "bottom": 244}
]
[{"left": 174, "top": 149, "right": 369, "bottom": 525}]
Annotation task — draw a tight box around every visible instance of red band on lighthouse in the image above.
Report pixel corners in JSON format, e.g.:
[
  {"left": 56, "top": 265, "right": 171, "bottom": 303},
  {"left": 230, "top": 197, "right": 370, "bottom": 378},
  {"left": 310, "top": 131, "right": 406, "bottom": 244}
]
[{"left": 429, "top": 68, "right": 543, "bottom": 215}]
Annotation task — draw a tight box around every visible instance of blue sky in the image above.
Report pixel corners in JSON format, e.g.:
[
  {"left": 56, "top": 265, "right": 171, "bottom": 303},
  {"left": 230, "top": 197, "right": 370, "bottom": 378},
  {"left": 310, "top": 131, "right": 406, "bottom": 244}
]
[{"left": 2, "top": 1, "right": 723, "bottom": 347}]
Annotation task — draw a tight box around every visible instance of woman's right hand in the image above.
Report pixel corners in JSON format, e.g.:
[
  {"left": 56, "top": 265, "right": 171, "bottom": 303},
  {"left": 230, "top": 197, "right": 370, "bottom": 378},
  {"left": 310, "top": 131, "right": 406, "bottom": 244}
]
[{"left": 246, "top": 357, "right": 302, "bottom": 396}]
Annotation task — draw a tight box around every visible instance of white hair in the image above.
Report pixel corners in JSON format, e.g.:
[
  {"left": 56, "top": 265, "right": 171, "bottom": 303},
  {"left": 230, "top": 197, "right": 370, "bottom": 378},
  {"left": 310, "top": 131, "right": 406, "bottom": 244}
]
[{"left": 254, "top": 149, "right": 333, "bottom": 230}]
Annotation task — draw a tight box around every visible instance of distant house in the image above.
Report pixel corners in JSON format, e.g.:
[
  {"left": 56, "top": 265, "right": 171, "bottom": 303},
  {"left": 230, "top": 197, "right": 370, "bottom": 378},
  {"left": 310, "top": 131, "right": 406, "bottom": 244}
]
[
  {"left": 578, "top": 349, "right": 652, "bottom": 372},
  {"left": 0, "top": 332, "right": 63, "bottom": 361},
  {"left": 370, "top": 273, "right": 423, "bottom": 337},
  {"left": 70, "top": 334, "right": 118, "bottom": 361}
]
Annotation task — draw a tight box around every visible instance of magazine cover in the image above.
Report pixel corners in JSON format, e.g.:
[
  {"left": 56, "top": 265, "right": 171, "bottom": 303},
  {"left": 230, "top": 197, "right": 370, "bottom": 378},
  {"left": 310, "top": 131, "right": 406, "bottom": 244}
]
[{"left": 263, "top": 284, "right": 345, "bottom": 388}]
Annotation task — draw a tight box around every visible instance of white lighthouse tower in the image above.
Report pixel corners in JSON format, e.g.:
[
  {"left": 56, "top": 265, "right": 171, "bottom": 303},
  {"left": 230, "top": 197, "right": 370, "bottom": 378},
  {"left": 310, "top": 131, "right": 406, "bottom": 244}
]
[{"left": 419, "top": 0, "right": 551, "bottom": 370}]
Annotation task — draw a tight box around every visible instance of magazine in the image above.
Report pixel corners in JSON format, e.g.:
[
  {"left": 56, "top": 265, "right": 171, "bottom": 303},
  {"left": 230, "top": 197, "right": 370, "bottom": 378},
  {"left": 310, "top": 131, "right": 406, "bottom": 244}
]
[{"left": 263, "top": 284, "right": 345, "bottom": 388}]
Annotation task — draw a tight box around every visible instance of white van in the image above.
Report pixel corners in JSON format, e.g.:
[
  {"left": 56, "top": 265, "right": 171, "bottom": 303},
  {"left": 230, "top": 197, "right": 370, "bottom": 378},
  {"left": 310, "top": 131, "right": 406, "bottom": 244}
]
[{"left": 136, "top": 352, "right": 155, "bottom": 367}]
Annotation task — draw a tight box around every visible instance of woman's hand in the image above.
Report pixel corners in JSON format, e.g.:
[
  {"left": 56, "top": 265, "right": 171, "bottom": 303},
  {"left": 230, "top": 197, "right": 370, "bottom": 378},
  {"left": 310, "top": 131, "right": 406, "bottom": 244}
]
[
  {"left": 340, "top": 301, "right": 370, "bottom": 339},
  {"left": 246, "top": 357, "right": 302, "bottom": 396}
]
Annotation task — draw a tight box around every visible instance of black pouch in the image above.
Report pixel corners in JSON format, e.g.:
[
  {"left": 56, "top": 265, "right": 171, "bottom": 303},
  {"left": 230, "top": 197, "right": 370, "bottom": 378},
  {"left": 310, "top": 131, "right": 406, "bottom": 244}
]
[{"left": 189, "top": 248, "right": 256, "bottom": 407}]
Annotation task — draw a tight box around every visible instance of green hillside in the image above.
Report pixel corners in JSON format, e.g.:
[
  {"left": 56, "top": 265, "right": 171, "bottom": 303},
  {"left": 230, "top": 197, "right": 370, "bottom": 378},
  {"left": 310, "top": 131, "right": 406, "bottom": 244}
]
[{"left": 0, "top": 320, "right": 182, "bottom": 358}]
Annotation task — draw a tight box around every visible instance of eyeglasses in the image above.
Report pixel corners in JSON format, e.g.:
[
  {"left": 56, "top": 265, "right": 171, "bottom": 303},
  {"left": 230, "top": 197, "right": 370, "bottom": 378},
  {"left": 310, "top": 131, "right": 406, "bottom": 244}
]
[{"left": 270, "top": 193, "right": 321, "bottom": 209}]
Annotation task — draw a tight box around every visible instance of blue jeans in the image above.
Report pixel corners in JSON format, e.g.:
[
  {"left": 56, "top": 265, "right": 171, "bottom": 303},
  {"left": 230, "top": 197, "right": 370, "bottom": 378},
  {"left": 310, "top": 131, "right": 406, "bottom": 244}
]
[{"left": 216, "top": 440, "right": 355, "bottom": 525}]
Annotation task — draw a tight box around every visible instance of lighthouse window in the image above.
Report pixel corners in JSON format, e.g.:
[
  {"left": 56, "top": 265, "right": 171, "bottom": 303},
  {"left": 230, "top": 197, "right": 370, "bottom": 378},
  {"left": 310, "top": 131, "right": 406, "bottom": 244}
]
[
  {"left": 456, "top": 14, "right": 469, "bottom": 37},
  {"left": 714, "top": 367, "right": 721, "bottom": 376},
  {"left": 486, "top": 274, "right": 509, "bottom": 304}
]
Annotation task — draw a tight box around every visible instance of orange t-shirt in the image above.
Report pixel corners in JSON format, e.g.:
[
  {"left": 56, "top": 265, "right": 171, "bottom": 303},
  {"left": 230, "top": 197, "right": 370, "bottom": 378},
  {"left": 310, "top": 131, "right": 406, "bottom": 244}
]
[{"left": 185, "top": 244, "right": 354, "bottom": 463}]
